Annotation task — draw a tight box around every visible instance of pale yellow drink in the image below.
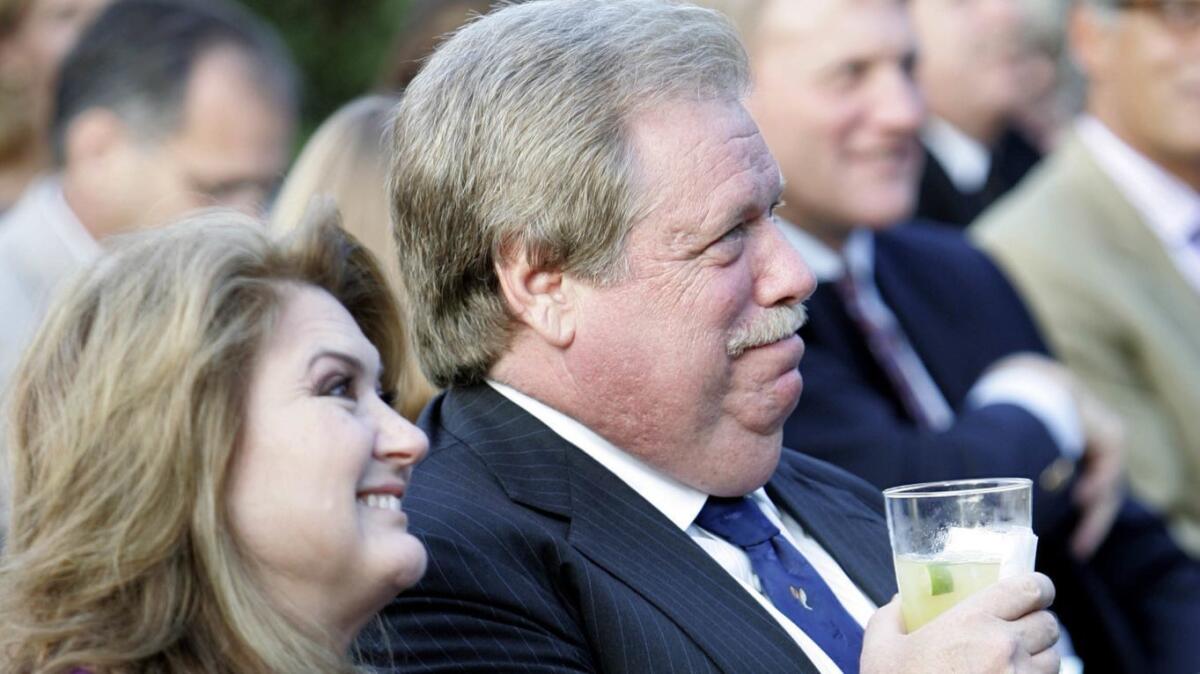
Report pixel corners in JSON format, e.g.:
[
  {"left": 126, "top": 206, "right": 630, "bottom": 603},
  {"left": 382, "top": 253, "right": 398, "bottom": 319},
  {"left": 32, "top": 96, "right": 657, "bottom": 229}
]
[{"left": 894, "top": 554, "right": 1002, "bottom": 631}]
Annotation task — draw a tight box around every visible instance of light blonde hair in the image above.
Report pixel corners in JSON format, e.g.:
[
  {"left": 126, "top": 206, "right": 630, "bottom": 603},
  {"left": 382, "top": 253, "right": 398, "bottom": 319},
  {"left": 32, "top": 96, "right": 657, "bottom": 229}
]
[
  {"left": 389, "top": 0, "right": 750, "bottom": 387},
  {"left": 0, "top": 208, "right": 405, "bottom": 672},
  {"left": 272, "top": 95, "right": 435, "bottom": 420}
]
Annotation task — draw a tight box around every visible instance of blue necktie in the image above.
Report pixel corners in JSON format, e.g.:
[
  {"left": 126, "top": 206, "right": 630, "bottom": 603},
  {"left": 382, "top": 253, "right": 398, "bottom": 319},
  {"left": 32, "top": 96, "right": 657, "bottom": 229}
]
[{"left": 696, "top": 496, "right": 863, "bottom": 674}]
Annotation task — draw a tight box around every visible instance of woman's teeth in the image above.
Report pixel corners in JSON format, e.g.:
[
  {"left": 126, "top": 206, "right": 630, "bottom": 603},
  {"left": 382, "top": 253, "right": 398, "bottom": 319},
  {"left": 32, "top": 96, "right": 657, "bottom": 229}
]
[{"left": 359, "top": 494, "right": 403, "bottom": 512}]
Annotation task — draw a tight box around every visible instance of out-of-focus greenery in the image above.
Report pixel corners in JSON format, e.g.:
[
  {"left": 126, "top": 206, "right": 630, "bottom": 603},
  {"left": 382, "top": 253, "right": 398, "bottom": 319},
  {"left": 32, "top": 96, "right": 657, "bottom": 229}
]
[{"left": 235, "top": 0, "right": 411, "bottom": 144}]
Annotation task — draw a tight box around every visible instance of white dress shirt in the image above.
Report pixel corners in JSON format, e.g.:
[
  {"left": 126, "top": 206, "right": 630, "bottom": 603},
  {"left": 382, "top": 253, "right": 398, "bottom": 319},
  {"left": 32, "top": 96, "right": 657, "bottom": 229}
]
[
  {"left": 1077, "top": 116, "right": 1200, "bottom": 295},
  {"left": 922, "top": 116, "right": 992, "bottom": 194},
  {"left": 487, "top": 380, "right": 877, "bottom": 674},
  {"left": 778, "top": 222, "right": 1084, "bottom": 457}
]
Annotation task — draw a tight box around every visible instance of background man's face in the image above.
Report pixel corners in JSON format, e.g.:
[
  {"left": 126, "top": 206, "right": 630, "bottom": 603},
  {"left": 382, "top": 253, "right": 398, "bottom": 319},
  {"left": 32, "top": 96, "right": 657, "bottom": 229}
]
[
  {"left": 567, "top": 98, "right": 814, "bottom": 496},
  {"left": 105, "top": 46, "right": 293, "bottom": 228},
  {"left": 746, "top": 0, "right": 923, "bottom": 244},
  {"left": 1078, "top": 3, "right": 1200, "bottom": 182},
  {"left": 910, "top": 0, "right": 1027, "bottom": 137}
]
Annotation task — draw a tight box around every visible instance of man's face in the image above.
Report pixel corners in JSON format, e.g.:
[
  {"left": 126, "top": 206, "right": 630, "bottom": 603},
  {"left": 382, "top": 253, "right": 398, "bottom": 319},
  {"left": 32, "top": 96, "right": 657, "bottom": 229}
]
[
  {"left": 746, "top": 0, "right": 923, "bottom": 244},
  {"left": 1078, "top": 2, "right": 1200, "bottom": 183},
  {"left": 909, "top": 0, "right": 1027, "bottom": 137},
  {"left": 109, "top": 46, "right": 293, "bottom": 229},
  {"left": 567, "top": 98, "right": 815, "bottom": 497}
]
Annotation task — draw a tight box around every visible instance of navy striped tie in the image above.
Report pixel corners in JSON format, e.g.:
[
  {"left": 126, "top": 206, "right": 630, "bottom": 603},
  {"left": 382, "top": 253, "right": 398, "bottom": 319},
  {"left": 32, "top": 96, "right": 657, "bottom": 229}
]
[{"left": 697, "top": 496, "right": 863, "bottom": 673}]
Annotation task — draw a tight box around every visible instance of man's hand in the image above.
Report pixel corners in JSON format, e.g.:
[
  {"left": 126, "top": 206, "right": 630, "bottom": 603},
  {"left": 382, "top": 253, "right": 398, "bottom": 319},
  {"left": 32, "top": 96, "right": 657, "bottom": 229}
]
[
  {"left": 1068, "top": 382, "right": 1124, "bottom": 559},
  {"left": 861, "top": 573, "right": 1060, "bottom": 674}
]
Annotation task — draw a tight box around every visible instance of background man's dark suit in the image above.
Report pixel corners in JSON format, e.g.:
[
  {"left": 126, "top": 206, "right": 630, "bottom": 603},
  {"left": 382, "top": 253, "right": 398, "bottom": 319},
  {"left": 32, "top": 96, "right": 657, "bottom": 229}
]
[
  {"left": 782, "top": 221, "right": 1200, "bottom": 672},
  {"left": 361, "top": 385, "right": 897, "bottom": 673},
  {"left": 915, "top": 128, "right": 1041, "bottom": 228}
]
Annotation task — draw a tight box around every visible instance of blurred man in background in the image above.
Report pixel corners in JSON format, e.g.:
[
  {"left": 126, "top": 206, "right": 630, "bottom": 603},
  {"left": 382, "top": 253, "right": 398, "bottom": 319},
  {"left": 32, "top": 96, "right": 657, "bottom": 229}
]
[
  {"left": 695, "top": 0, "right": 1200, "bottom": 670},
  {"left": 909, "top": 0, "right": 1044, "bottom": 227},
  {"left": 975, "top": 0, "right": 1200, "bottom": 561}
]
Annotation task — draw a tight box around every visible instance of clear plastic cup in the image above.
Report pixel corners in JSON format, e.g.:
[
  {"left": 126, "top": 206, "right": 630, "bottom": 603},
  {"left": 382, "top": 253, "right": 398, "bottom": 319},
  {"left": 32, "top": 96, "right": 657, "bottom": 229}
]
[{"left": 884, "top": 478, "right": 1036, "bottom": 632}]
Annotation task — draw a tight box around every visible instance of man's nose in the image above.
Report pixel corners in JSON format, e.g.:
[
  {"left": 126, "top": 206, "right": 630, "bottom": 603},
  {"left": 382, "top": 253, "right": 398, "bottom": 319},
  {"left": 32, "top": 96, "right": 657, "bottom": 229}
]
[{"left": 756, "top": 220, "right": 816, "bottom": 308}]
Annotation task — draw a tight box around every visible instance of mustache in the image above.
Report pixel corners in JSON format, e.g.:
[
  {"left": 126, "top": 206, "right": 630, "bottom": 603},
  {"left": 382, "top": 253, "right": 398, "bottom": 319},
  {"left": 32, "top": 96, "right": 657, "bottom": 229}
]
[{"left": 726, "top": 304, "right": 807, "bottom": 358}]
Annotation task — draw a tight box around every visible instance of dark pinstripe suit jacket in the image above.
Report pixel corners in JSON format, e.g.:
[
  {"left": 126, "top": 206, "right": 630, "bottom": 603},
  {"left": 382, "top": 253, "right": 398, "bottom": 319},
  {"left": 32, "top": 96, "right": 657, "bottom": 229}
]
[{"left": 359, "top": 384, "right": 897, "bottom": 673}]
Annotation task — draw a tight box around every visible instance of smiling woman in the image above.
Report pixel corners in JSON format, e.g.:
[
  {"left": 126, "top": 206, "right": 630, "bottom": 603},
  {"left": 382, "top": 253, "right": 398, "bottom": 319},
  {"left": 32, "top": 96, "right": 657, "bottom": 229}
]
[{"left": 0, "top": 206, "right": 427, "bottom": 672}]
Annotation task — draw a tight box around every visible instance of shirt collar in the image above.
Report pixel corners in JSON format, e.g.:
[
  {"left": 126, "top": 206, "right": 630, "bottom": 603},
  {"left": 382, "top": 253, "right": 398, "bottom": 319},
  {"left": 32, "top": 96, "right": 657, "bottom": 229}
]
[
  {"left": 1076, "top": 116, "right": 1200, "bottom": 251},
  {"left": 777, "top": 218, "right": 874, "bottom": 284},
  {"left": 39, "top": 175, "right": 101, "bottom": 264},
  {"left": 486, "top": 379, "right": 708, "bottom": 530},
  {"left": 921, "top": 116, "right": 992, "bottom": 194}
]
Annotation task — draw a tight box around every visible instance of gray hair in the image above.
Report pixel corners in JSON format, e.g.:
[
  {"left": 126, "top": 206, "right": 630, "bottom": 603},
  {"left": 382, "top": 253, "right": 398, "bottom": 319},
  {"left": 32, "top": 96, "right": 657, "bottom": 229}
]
[{"left": 389, "top": 0, "right": 750, "bottom": 387}]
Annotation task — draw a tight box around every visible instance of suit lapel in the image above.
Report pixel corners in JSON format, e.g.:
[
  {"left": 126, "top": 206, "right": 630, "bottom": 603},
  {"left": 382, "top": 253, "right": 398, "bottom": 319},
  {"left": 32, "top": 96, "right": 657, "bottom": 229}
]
[
  {"left": 567, "top": 449, "right": 819, "bottom": 674},
  {"left": 437, "top": 385, "right": 817, "bottom": 674},
  {"left": 766, "top": 457, "right": 897, "bottom": 606}
]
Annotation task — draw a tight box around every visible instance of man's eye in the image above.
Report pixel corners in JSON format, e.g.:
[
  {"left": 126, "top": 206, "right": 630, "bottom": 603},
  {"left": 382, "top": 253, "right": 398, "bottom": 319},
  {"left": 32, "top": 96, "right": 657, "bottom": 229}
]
[
  {"left": 720, "top": 224, "right": 747, "bottom": 243},
  {"left": 832, "top": 60, "right": 870, "bottom": 87}
]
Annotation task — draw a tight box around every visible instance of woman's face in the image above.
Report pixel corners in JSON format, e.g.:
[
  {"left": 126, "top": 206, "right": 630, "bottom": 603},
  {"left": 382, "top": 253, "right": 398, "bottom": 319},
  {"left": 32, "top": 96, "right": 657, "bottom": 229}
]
[{"left": 227, "top": 284, "right": 428, "bottom": 646}]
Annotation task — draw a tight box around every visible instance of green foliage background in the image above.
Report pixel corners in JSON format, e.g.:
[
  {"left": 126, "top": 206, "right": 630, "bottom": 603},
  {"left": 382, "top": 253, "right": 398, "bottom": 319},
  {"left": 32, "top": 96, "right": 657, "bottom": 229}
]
[{"left": 234, "top": 0, "right": 412, "bottom": 145}]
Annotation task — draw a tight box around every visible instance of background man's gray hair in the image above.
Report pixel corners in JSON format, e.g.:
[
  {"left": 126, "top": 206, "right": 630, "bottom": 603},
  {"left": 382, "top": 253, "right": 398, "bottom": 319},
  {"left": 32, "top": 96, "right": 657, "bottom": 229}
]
[
  {"left": 389, "top": 0, "right": 749, "bottom": 387},
  {"left": 686, "top": 0, "right": 770, "bottom": 42}
]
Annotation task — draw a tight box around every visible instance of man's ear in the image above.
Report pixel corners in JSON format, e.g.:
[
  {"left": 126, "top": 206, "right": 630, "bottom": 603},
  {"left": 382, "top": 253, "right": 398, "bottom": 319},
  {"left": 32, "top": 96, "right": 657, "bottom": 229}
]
[
  {"left": 1068, "top": 3, "right": 1113, "bottom": 85},
  {"left": 63, "top": 109, "right": 129, "bottom": 169},
  {"left": 495, "top": 245, "right": 577, "bottom": 348}
]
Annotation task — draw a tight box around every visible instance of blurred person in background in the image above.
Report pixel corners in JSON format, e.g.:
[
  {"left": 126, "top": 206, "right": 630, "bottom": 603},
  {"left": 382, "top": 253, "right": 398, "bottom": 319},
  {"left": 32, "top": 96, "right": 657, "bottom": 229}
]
[
  {"left": 376, "top": 0, "right": 499, "bottom": 92},
  {"left": 0, "top": 209, "right": 427, "bottom": 671},
  {"left": 0, "top": 0, "right": 111, "bottom": 214},
  {"left": 1012, "top": 0, "right": 1081, "bottom": 152},
  {"left": 975, "top": 0, "right": 1200, "bottom": 561},
  {"left": 697, "top": 0, "right": 1200, "bottom": 669},
  {"left": 272, "top": 95, "right": 436, "bottom": 421},
  {"left": 0, "top": 0, "right": 297, "bottom": 487},
  {"left": 909, "top": 0, "right": 1044, "bottom": 227}
]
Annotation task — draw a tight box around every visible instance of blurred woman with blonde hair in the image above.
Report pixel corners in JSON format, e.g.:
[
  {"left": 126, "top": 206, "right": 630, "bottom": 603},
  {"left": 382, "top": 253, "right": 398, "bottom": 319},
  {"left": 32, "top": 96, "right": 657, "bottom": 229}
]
[
  {"left": 273, "top": 95, "right": 435, "bottom": 420},
  {"left": 0, "top": 208, "right": 428, "bottom": 672}
]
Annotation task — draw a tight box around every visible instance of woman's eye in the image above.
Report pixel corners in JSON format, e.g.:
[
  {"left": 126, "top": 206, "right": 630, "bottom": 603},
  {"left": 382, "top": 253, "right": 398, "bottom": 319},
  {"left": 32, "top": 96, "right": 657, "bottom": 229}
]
[
  {"left": 378, "top": 387, "right": 398, "bottom": 407},
  {"left": 323, "top": 375, "right": 355, "bottom": 400}
]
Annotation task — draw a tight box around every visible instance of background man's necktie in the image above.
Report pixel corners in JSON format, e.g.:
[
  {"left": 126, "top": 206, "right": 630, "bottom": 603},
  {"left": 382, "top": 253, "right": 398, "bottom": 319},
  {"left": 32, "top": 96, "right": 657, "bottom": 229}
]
[
  {"left": 834, "top": 270, "right": 948, "bottom": 430},
  {"left": 696, "top": 496, "right": 863, "bottom": 674}
]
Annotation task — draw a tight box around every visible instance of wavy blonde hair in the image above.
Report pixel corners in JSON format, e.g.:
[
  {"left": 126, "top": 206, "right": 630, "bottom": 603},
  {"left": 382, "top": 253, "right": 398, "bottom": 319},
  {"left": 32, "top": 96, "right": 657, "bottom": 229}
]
[
  {"left": 272, "top": 95, "right": 435, "bottom": 420},
  {"left": 0, "top": 208, "right": 405, "bottom": 672}
]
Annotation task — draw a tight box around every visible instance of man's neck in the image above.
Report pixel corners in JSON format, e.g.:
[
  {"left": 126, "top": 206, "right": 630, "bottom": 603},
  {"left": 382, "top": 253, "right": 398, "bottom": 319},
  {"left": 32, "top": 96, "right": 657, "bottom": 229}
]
[
  {"left": 60, "top": 173, "right": 113, "bottom": 242},
  {"left": 931, "top": 105, "right": 1005, "bottom": 148},
  {"left": 1091, "top": 107, "right": 1200, "bottom": 193}
]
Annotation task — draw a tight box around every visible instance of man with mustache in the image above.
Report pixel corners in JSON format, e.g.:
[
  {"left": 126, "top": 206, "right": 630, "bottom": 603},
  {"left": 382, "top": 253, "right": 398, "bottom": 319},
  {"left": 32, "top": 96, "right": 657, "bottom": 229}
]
[
  {"left": 359, "top": 1, "right": 1062, "bottom": 672},
  {"left": 693, "top": 0, "right": 1200, "bottom": 670}
]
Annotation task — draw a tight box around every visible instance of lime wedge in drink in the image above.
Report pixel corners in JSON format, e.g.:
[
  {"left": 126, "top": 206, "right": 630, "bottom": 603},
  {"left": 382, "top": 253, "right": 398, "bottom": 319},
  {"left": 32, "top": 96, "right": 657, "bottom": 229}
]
[{"left": 927, "top": 563, "right": 955, "bottom": 596}]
